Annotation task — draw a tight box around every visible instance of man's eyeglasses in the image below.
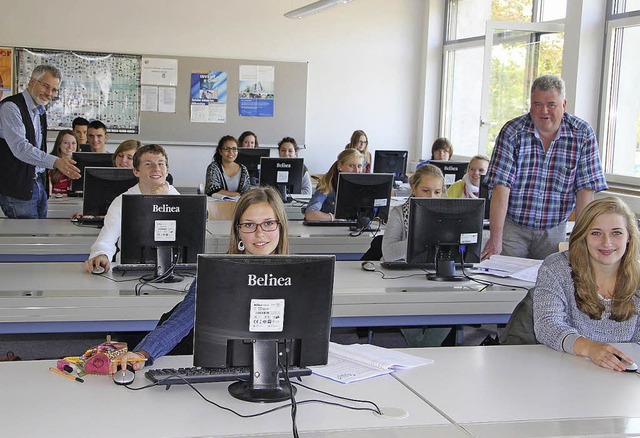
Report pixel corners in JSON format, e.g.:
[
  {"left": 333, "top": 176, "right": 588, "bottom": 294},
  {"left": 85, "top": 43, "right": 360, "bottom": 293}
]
[
  {"left": 221, "top": 146, "right": 238, "bottom": 152},
  {"left": 34, "top": 78, "right": 60, "bottom": 95},
  {"left": 237, "top": 220, "right": 280, "bottom": 233}
]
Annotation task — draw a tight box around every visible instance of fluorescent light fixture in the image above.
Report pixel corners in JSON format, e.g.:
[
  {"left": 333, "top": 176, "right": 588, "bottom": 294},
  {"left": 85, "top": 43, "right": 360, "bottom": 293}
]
[{"left": 284, "top": 0, "right": 353, "bottom": 19}]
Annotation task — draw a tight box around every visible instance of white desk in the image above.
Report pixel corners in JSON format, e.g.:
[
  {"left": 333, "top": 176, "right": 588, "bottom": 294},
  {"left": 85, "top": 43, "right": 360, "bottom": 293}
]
[
  {"left": 0, "top": 261, "right": 530, "bottom": 335},
  {"left": 0, "top": 355, "right": 466, "bottom": 438},
  {"left": 394, "top": 344, "right": 640, "bottom": 437}
]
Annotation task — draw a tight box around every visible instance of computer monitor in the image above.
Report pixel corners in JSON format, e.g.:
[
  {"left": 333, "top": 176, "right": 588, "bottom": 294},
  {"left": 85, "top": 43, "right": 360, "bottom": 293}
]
[
  {"left": 82, "top": 167, "right": 138, "bottom": 216},
  {"left": 479, "top": 174, "right": 491, "bottom": 220},
  {"left": 429, "top": 160, "right": 468, "bottom": 187},
  {"left": 334, "top": 173, "right": 394, "bottom": 229},
  {"left": 258, "top": 157, "right": 304, "bottom": 203},
  {"left": 70, "top": 152, "right": 113, "bottom": 193},
  {"left": 194, "top": 254, "right": 335, "bottom": 403},
  {"left": 235, "top": 148, "right": 270, "bottom": 185},
  {"left": 406, "top": 198, "right": 485, "bottom": 281},
  {"left": 120, "top": 194, "right": 207, "bottom": 283},
  {"left": 373, "top": 150, "right": 408, "bottom": 182}
]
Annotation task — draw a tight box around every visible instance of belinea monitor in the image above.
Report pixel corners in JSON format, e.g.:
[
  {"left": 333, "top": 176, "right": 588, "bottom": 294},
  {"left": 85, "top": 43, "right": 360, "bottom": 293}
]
[
  {"left": 429, "top": 160, "right": 468, "bottom": 187},
  {"left": 82, "top": 167, "right": 137, "bottom": 216},
  {"left": 120, "top": 194, "right": 207, "bottom": 282},
  {"left": 194, "top": 254, "right": 335, "bottom": 403},
  {"left": 258, "top": 157, "right": 304, "bottom": 203},
  {"left": 406, "top": 198, "right": 484, "bottom": 281},
  {"left": 334, "top": 173, "right": 394, "bottom": 230},
  {"left": 70, "top": 152, "right": 113, "bottom": 193}
]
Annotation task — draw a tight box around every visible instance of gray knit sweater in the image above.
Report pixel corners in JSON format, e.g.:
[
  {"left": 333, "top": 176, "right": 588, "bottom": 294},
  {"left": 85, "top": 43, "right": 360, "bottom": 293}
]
[{"left": 533, "top": 251, "right": 640, "bottom": 354}]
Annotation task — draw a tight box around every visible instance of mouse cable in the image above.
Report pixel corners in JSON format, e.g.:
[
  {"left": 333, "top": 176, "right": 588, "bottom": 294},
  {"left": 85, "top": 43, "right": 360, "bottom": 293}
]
[
  {"left": 280, "top": 341, "right": 299, "bottom": 438},
  {"left": 126, "top": 372, "right": 382, "bottom": 418},
  {"left": 291, "top": 381, "right": 382, "bottom": 415},
  {"left": 369, "top": 267, "right": 432, "bottom": 281}
]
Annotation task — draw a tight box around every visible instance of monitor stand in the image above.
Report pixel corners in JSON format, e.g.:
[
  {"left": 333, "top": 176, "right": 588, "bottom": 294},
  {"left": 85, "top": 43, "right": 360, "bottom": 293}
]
[
  {"left": 141, "top": 247, "right": 183, "bottom": 283},
  {"left": 276, "top": 184, "right": 293, "bottom": 204},
  {"left": 426, "top": 248, "right": 466, "bottom": 282},
  {"left": 228, "top": 340, "right": 295, "bottom": 403}
]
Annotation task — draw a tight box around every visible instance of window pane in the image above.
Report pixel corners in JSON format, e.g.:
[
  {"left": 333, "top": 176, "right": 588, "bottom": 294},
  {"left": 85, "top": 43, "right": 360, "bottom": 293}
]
[
  {"left": 448, "top": 0, "right": 535, "bottom": 40},
  {"left": 443, "top": 46, "right": 484, "bottom": 157},
  {"left": 540, "top": 0, "right": 566, "bottom": 21},
  {"left": 612, "top": 0, "right": 640, "bottom": 14},
  {"left": 604, "top": 25, "right": 640, "bottom": 178}
]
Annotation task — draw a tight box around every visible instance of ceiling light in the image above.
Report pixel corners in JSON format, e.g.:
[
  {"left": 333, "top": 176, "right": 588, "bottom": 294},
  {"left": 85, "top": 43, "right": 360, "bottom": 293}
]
[{"left": 284, "top": 0, "right": 353, "bottom": 19}]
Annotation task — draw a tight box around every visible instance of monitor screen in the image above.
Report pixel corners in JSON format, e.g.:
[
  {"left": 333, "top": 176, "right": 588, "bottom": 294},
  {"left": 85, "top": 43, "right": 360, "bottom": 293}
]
[
  {"left": 120, "top": 194, "right": 207, "bottom": 282},
  {"left": 235, "top": 148, "right": 270, "bottom": 185},
  {"left": 373, "top": 150, "right": 408, "bottom": 180},
  {"left": 194, "top": 254, "right": 335, "bottom": 402},
  {"left": 70, "top": 152, "right": 113, "bottom": 193},
  {"left": 406, "top": 198, "right": 484, "bottom": 280},
  {"left": 82, "top": 167, "right": 138, "bottom": 216},
  {"left": 429, "top": 160, "right": 468, "bottom": 187},
  {"left": 334, "top": 173, "right": 394, "bottom": 229},
  {"left": 258, "top": 157, "right": 304, "bottom": 202}
]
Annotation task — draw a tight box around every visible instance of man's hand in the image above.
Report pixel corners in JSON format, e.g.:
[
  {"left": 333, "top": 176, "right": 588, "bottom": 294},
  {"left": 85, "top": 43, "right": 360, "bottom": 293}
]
[
  {"left": 54, "top": 157, "right": 81, "bottom": 179},
  {"left": 481, "top": 236, "right": 502, "bottom": 260}
]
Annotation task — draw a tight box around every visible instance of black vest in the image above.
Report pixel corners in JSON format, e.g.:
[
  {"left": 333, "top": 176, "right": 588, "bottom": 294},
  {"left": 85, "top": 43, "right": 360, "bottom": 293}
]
[{"left": 0, "top": 93, "right": 48, "bottom": 200}]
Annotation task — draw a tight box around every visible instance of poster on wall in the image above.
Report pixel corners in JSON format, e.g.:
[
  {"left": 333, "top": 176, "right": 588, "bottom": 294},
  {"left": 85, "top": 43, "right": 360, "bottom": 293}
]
[
  {"left": 189, "top": 70, "right": 227, "bottom": 123},
  {"left": 238, "top": 65, "right": 274, "bottom": 117},
  {"left": 0, "top": 47, "right": 13, "bottom": 100},
  {"left": 141, "top": 57, "right": 178, "bottom": 86},
  {"left": 16, "top": 47, "right": 141, "bottom": 133}
]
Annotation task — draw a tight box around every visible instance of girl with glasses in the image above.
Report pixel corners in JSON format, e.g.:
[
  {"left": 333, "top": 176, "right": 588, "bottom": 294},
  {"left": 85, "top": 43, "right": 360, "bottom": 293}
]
[
  {"left": 345, "top": 129, "right": 371, "bottom": 173},
  {"left": 204, "top": 135, "right": 251, "bottom": 198}
]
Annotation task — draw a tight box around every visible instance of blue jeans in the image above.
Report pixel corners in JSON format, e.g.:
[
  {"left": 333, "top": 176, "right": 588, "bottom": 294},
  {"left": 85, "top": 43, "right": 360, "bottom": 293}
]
[{"left": 0, "top": 177, "right": 48, "bottom": 219}]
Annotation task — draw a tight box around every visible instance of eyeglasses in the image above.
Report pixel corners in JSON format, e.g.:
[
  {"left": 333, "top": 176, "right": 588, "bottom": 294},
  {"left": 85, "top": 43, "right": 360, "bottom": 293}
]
[
  {"left": 237, "top": 220, "right": 280, "bottom": 233},
  {"left": 221, "top": 146, "right": 238, "bottom": 152},
  {"left": 358, "top": 140, "right": 368, "bottom": 145},
  {"left": 34, "top": 78, "right": 60, "bottom": 95}
]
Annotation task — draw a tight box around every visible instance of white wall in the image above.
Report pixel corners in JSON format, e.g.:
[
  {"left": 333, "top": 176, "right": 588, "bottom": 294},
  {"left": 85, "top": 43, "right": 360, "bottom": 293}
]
[{"left": 0, "top": 0, "right": 426, "bottom": 187}]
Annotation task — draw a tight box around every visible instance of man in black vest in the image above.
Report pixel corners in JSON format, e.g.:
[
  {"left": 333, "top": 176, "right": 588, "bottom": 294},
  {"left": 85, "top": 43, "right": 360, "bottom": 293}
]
[{"left": 0, "top": 65, "right": 80, "bottom": 218}]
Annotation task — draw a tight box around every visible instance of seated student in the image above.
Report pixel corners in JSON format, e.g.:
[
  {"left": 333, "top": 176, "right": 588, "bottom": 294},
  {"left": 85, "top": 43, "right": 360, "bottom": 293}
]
[
  {"left": 345, "top": 129, "right": 371, "bottom": 173},
  {"left": 446, "top": 155, "right": 489, "bottom": 199},
  {"left": 72, "top": 117, "right": 89, "bottom": 149},
  {"left": 87, "top": 120, "right": 109, "bottom": 153},
  {"left": 85, "top": 144, "right": 178, "bottom": 273},
  {"left": 205, "top": 135, "right": 251, "bottom": 198},
  {"left": 49, "top": 130, "right": 79, "bottom": 196},
  {"left": 534, "top": 196, "right": 640, "bottom": 371},
  {"left": 303, "top": 148, "right": 363, "bottom": 222},
  {"left": 417, "top": 137, "right": 454, "bottom": 168},
  {"left": 108, "top": 186, "right": 290, "bottom": 371},
  {"left": 112, "top": 140, "right": 141, "bottom": 168},
  {"left": 381, "top": 164, "right": 446, "bottom": 262},
  {"left": 238, "top": 130, "right": 258, "bottom": 148},
  {"left": 277, "top": 136, "right": 312, "bottom": 195}
]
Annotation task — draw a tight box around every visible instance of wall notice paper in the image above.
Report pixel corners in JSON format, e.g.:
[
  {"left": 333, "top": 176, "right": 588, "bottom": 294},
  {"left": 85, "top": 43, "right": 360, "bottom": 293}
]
[
  {"left": 239, "top": 65, "right": 274, "bottom": 117},
  {"left": 141, "top": 86, "right": 159, "bottom": 112},
  {"left": 309, "top": 342, "right": 433, "bottom": 384},
  {"left": 158, "top": 86, "right": 176, "bottom": 113},
  {"left": 0, "top": 47, "right": 12, "bottom": 100},
  {"left": 141, "top": 58, "right": 178, "bottom": 86},
  {"left": 190, "top": 71, "right": 227, "bottom": 123}
]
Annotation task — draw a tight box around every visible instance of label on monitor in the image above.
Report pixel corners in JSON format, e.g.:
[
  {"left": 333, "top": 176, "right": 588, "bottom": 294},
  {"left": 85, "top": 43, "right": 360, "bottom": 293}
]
[
  {"left": 276, "top": 171, "right": 289, "bottom": 183},
  {"left": 374, "top": 198, "right": 388, "bottom": 207},
  {"left": 460, "top": 232, "right": 478, "bottom": 244},
  {"left": 249, "top": 299, "right": 285, "bottom": 332},
  {"left": 444, "top": 174, "right": 456, "bottom": 186},
  {"left": 154, "top": 220, "right": 177, "bottom": 242}
]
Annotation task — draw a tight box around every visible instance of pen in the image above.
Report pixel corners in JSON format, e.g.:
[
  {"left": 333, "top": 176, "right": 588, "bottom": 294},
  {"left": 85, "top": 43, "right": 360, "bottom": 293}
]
[
  {"left": 49, "top": 366, "right": 84, "bottom": 383},
  {"left": 110, "top": 357, "right": 148, "bottom": 364}
]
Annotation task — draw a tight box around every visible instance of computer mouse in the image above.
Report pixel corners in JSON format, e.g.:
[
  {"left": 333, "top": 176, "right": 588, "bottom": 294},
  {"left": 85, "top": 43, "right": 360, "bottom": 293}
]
[
  {"left": 614, "top": 354, "right": 638, "bottom": 372},
  {"left": 113, "top": 366, "right": 135, "bottom": 385},
  {"left": 361, "top": 261, "right": 376, "bottom": 272},
  {"left": 92, "top": 265, "right": 105, "bottom": 275}
]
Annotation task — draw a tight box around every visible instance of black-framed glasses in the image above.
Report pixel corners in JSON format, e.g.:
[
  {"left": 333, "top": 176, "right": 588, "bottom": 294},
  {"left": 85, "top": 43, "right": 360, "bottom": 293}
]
[
  {"left": 237, "top": 220, "right": 280, "bottom": 233},
  {"left": 221, "top": 146, "right": 238, "bottom": 152},
  {"left": 34, "top": 78, "right": 60, "bottom": 95}
]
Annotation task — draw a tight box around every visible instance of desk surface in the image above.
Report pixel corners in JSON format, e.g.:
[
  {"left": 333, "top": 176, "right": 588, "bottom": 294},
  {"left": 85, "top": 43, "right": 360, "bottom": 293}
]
[
  {"left": 0, "top": 355, "right": 465, "bottom": 438},
  {"left": 0, "top": 261, "right": 530, "bottom": 334},
  {"left": 394, "top": 343, "right": 640, "bottom": 437}
]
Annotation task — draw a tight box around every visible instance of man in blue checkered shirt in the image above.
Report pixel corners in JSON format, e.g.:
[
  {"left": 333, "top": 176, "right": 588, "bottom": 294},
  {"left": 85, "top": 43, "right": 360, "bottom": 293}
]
[{"left": 481, "top": 75, "right": 607, "bottom": 260}]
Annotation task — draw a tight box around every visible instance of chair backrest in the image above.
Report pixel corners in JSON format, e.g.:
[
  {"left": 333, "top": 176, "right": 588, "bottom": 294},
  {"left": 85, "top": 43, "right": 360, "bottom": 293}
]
[
  {"left": 207, "top": 200, "right": 237, "bottom": 221},
  {"left": 500, "top": 287, "right": 538, "bottom": 345}
]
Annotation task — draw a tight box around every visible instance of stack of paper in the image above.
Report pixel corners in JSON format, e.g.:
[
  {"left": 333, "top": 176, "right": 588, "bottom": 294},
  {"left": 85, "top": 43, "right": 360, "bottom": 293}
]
[
  {"left": 309, "top": 342, "right": 433, "bottom": 384},
  {"left": 470, "top": 255, "right": 543, "bottom": 282}
]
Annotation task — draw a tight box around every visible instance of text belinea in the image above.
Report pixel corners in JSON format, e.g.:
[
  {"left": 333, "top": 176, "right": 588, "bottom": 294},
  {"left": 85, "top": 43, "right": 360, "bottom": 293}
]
[
  {"left": 152, "top": 204, "right": 180, "bottom": 213},
  {"left": 248, "top": 274, "right": 292, "bottom": 286}
]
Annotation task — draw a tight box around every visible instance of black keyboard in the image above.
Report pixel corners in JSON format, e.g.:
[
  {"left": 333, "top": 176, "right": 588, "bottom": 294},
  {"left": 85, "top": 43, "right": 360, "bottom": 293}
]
[
  {"left": 380, "top": 261, "right": 474, "bottom": 270},
  {"left": 113, "top": 263, "right": 196, "bottom": 272},
  {"left": 145, "top": 365, "right": 311, "bottom": 385},
  {"left": 70, "top": 217, "right": 104, "bottom": 226},
  {"left": 303, "top": 220, "right": 357, "bottom": 227}
]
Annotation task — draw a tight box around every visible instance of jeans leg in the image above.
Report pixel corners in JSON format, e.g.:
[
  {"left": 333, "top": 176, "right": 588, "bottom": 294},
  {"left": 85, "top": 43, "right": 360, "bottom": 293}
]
[
  {"left": 0, "top": 181, "right": 40, "bottom": 219},
  {"left": 35, "top": 177, "right": 48, "bottom": 219}
]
